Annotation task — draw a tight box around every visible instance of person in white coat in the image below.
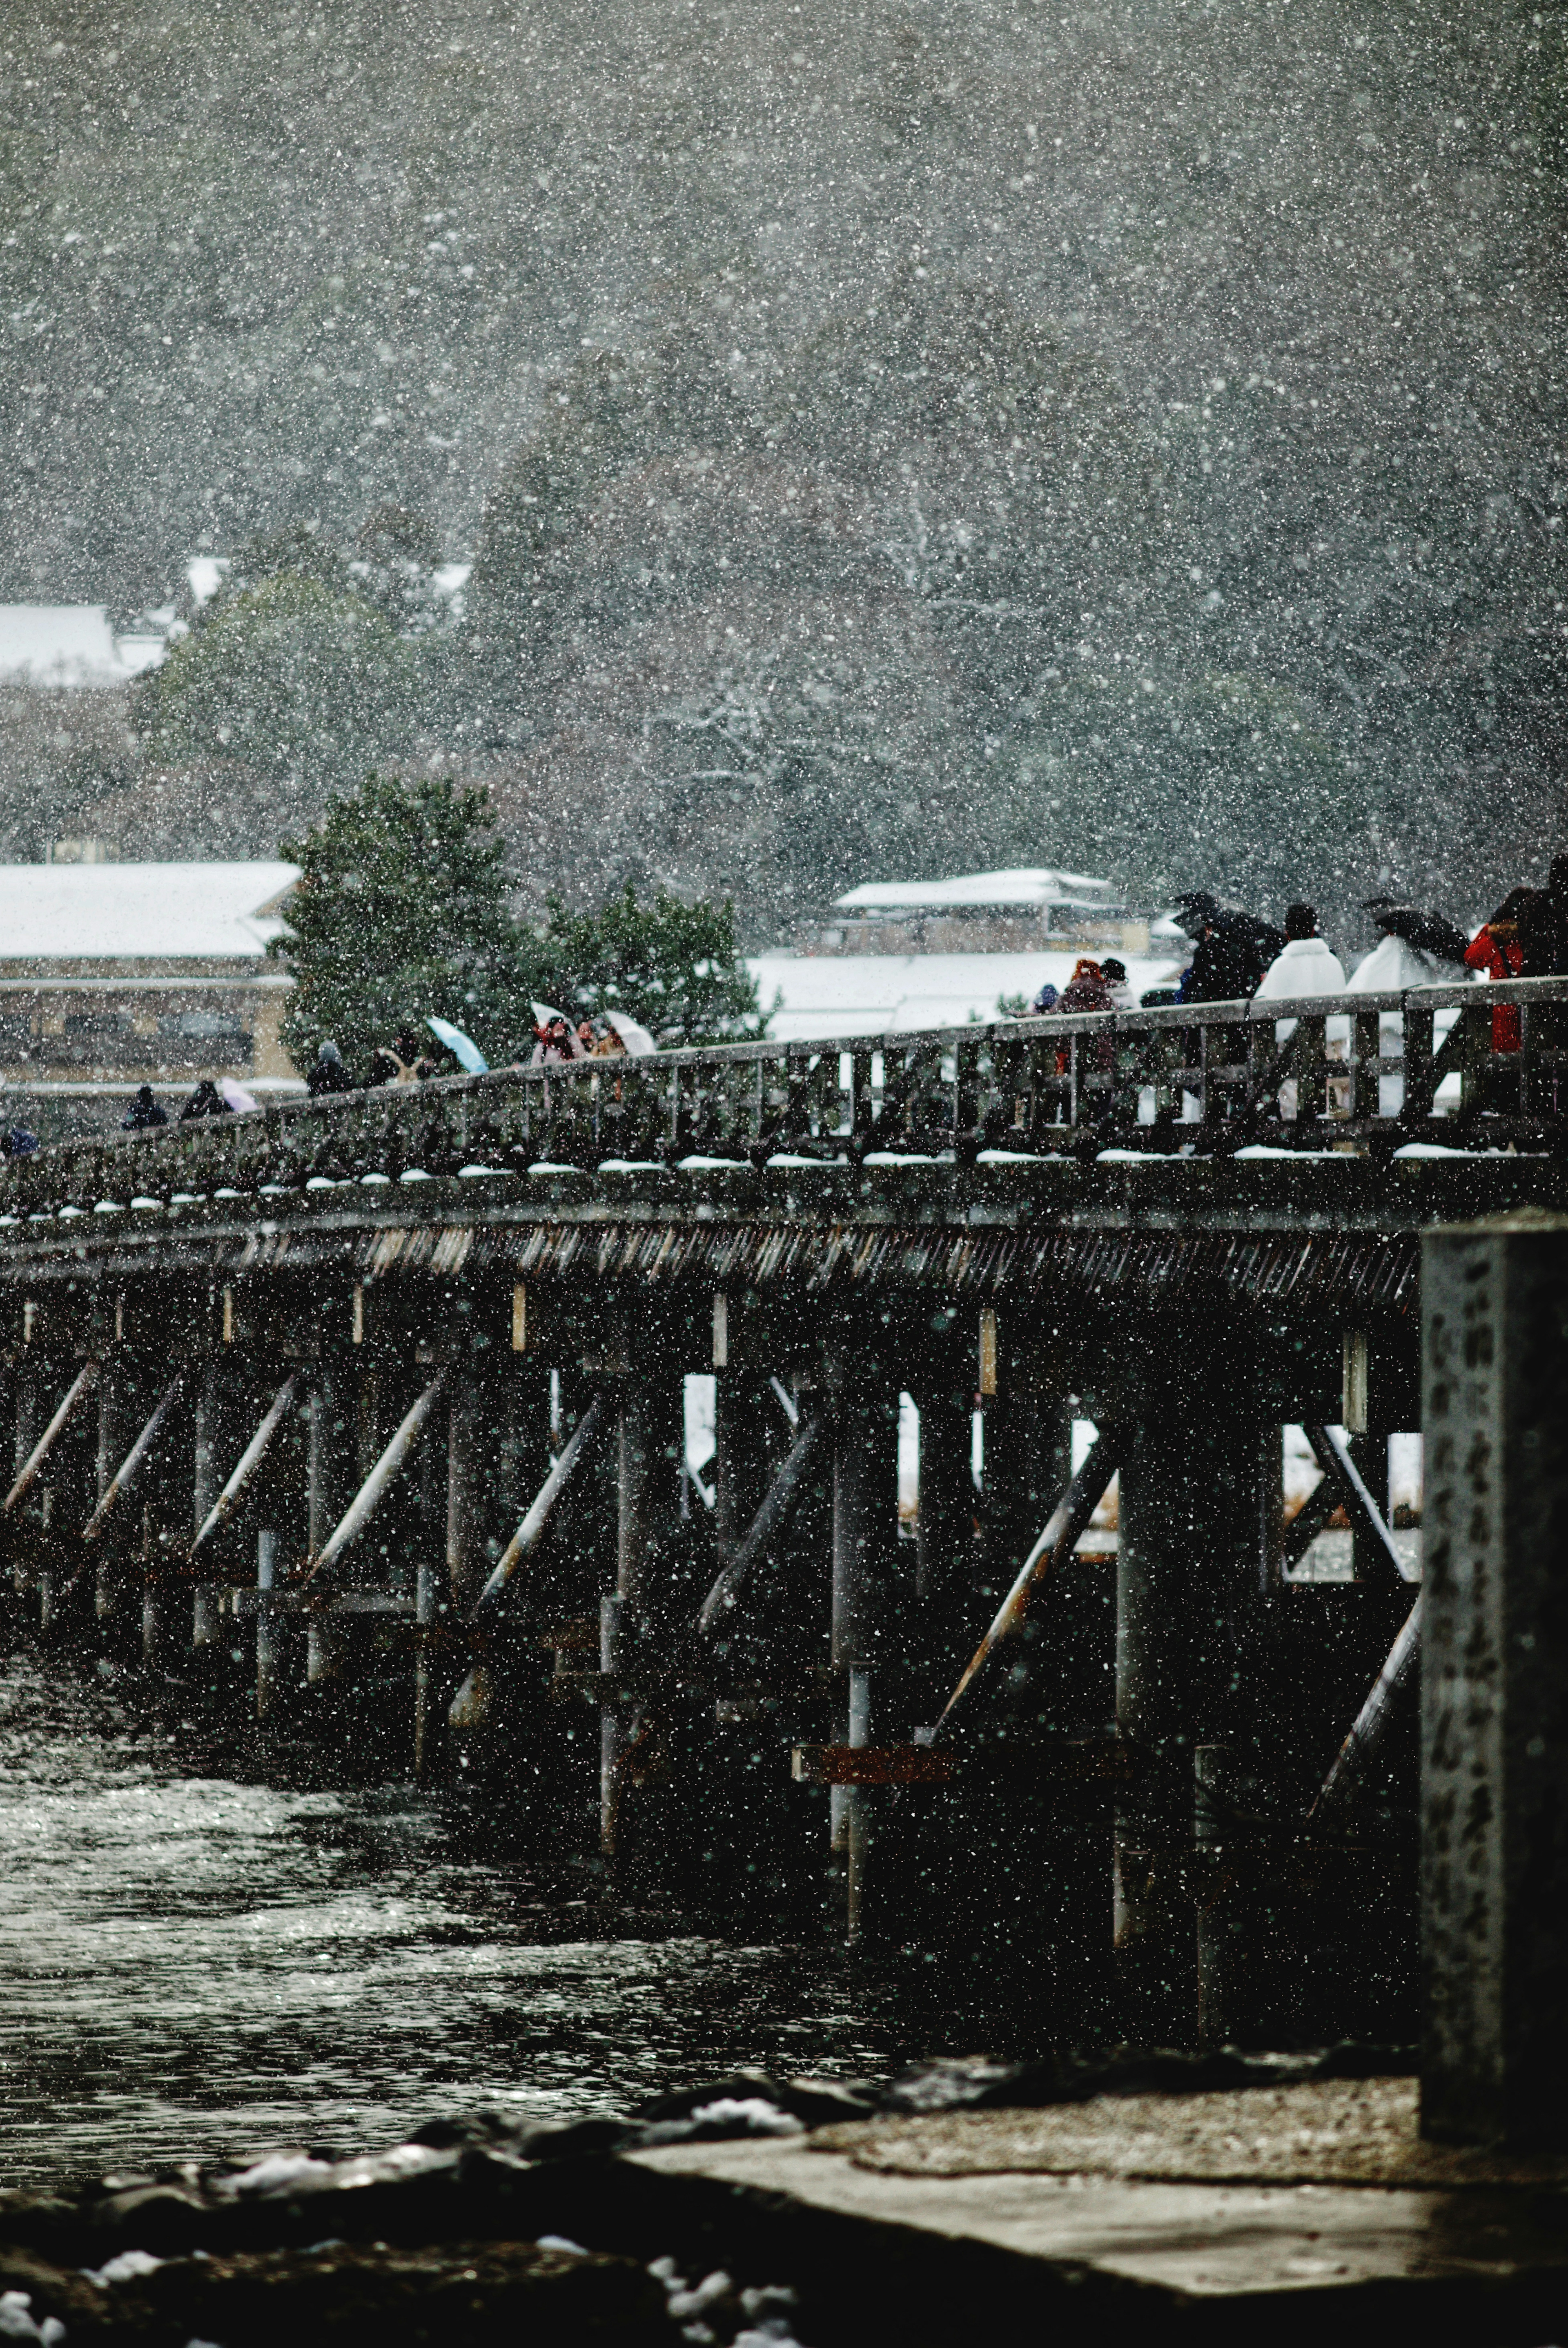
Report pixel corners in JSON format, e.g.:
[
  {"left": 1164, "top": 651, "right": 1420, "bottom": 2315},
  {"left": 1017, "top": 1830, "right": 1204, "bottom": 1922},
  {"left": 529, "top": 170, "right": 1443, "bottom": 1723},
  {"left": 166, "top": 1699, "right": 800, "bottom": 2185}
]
[
  {"left": 1253, "top": 904, "right": 1348, "bottom": 1120},
  {"left": 1348, "top": 930, "right": 1467, "bottom": 1115}
]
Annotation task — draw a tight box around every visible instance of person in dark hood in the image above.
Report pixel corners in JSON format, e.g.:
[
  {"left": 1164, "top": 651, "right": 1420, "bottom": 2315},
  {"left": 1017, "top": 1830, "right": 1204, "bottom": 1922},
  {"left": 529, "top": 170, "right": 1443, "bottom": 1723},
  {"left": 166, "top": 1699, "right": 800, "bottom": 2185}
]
[
  {"left": 308, "top": 1040, "right": 354, "bottom": 1098},
  {"left": 1171, "top": 893, "right": 1283, "bottom": 1004},
  {"left": 180, "top": 1079, "right": 231, "bottom": 1121},
  {"left": 121, "top": 1084, "right": 168, "bottom": 1131},
  {"left": 1523, "top": 856, "right": 1568, "bottom": 976},
  {"left": 1100, "top": 957, "right": 1133, "bottom": 1009},
  {"left": 1, "top": 1127, "right": 38, "bottom": 1157}
]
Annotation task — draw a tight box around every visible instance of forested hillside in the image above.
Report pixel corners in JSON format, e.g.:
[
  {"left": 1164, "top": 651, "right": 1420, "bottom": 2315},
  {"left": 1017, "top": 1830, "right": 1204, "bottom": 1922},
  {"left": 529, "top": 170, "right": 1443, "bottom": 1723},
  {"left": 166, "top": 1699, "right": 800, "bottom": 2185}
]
[{"left": 4, "top": 1, "right": 1566, "bottom": 933}]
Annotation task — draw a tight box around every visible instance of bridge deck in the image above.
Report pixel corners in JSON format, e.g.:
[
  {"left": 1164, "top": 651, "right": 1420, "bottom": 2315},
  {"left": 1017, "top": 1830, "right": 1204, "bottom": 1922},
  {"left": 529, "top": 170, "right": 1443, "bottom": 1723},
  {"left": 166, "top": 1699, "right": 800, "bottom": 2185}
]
[{"left": 0, "top": 974, "right": 1564, "bottom": 1240}]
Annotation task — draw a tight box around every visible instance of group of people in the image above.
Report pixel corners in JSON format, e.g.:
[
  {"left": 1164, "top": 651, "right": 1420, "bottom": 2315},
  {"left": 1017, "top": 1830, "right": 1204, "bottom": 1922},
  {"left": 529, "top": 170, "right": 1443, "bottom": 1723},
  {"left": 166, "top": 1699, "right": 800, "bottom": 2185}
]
[
  {"left": 34, "top": 878, "right": 1565, "bottom": 1158},
  {"left": 1025, "top": 861, "right": 1568, "bottom": 1043},
  {"left": 301, "top": 1007, "right": 646, "bottom": 1097},
  {"left": 118, "top": 1077, "right": 256, "bottom": 1130},
  {"left": 91, "top": 1003, "right": 651, "bottom": 1148},
  {"left": 528, "top": 1011, "right": 640, "bottom": 1065}
]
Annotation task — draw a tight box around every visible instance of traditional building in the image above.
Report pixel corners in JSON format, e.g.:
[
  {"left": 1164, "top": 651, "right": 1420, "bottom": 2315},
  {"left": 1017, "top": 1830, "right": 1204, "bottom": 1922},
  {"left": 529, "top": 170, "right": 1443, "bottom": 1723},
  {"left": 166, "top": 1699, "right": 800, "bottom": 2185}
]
[
  {"left": 821, "top": 867, "right": 1155, "bottom": 956},
  {"left": 0, "top": 863, "right": 300, "bottom": 1122}
]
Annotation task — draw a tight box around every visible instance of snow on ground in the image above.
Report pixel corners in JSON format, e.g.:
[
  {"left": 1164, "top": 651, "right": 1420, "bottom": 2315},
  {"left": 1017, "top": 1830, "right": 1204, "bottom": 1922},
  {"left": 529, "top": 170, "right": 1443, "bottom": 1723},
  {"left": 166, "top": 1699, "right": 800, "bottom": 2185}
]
[{"left": 747, "top": 951, "right": 1183, "bottom": 1042}]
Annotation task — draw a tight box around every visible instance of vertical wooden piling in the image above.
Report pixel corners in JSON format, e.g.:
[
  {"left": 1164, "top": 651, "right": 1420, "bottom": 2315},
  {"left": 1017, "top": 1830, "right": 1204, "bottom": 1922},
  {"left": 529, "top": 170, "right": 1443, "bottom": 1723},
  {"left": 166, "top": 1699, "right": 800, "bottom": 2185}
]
[
  {"left": 1115, "top": 1386, "right": 1265, "bottom": 2035},
  {"left": 414, "top": 1548, "right": 440, "bottom": 1780},
  {"left": 445, "top": 1368, "right": 490, "bottom": 1618},
  {"left": 13, "top": 1365, "right": 38, "bottom": 1620},
  {"left": 306, "top": 1362, "right": 355, "bottom": 1683},
  {"left": 255, "top": 1527, "right": 282, "bottom": 1719},
  {"left": 604, "top": 1375, "right": 682, "bottom": 1859},
  {"left": 715, "top": 1370, "right": 771, "bottom": 1571},
  {"left": 421, "top": 1363, "right": 491, "bottom": 1780},
  {"left": 94, "top": 1366, "right": 134, "bottom": 1624},
  {"left": 190, "top": 1360, "right": 227, "bottom": 1650},
  {"left": 1194, "top": 1742, "right": 1241, "bottom": 2046},
  {"left": 981, "top": 1378, "right": 1072, "bottom": 1610},
  {"left": 913, "top": 1376, "right": 975, "bottom": 1659},
  {"left": 831, "top": 1375, "right": 898, "bottom": 1937}
]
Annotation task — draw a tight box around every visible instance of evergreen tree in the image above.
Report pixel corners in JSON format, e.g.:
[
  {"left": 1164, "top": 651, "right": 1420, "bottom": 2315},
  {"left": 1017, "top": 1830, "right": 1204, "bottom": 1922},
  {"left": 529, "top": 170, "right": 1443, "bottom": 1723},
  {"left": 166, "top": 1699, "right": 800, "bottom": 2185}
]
[
  {"left": 533, "top": 883, "right": 766, "bottom": 1047},
  {"left": 273, "top": 772, "right": 537, "bottom": 1077}
]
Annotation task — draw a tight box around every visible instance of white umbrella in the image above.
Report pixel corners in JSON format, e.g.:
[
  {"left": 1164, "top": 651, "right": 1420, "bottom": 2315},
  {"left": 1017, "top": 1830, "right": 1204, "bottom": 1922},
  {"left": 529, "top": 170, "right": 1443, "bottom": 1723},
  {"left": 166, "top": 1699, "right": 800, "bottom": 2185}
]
[{"left": 605, "top": 1009, "right": 657, "bottom": 1056}]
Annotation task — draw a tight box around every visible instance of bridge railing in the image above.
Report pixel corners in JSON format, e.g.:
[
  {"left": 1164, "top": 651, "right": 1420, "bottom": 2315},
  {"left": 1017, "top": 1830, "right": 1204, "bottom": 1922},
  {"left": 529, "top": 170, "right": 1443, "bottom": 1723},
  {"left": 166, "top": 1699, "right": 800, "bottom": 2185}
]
[{"left": 2, "top": 976, "right": 1566, "bottom": 1215}]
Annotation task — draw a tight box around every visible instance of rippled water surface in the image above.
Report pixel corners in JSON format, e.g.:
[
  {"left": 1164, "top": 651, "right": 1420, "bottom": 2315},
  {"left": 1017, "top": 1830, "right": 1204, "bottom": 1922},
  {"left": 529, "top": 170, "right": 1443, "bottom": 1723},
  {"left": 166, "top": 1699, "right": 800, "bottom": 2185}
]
[{"left": 0, "top": 1658, "right": 895, "bottom": 2187}]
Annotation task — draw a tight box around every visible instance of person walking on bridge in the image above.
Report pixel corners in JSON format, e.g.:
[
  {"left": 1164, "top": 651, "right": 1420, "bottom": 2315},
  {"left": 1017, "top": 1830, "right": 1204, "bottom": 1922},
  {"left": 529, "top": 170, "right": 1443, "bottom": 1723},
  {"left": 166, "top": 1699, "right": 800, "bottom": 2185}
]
[
  {"left": 121, "top": 1085, "right": 168, "bottom": 1131},
  {"left": 179, "top": 1079, "right": 231, "bottom": 1122},
  {"left": 307, "top": 1040, "right": 354, "bottom": 1098},
  {"left": 1171, "top": 893, "right": 1283, "bottom": 1004},
  {"left": 1254, "top": 904, "right": 1348, "bottom": 1119}
]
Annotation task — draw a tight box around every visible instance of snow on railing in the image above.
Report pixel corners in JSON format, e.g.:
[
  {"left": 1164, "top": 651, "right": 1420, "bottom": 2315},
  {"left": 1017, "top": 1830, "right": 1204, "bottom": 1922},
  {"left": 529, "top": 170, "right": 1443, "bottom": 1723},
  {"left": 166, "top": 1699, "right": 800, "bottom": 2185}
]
[{"left": 1, "top": 977, "right": 1566, "bottom": 1217}]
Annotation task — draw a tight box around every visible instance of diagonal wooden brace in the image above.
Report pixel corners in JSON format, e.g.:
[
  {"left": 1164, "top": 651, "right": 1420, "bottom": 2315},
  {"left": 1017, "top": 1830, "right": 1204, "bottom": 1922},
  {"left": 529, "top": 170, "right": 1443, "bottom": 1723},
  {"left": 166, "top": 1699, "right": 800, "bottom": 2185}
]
[
  {"left": 468, "top": 1390, "right": 607, "bottom": 1626},
  {"left": 189, "top": 1373, "right": 299, "bottom": 1556},
  {"left": 1304, "top": 1422, "right": 1413, "bottom": 1586},
  {"left": 295, "top": 1370, "right": 448, "bottom": 1587},
  {"left": 697, "top": 1412, "right": 823, "bottom": 1632},
  {"left": 2, "top": 1360, "right": 98, "bottom": 1516},
  {"left": 1304, "top": 1590, "right": 1421, "bottom": 1834},
  {"left": 929, "top": 1424, "right": 1127, "bottom": 1736}
]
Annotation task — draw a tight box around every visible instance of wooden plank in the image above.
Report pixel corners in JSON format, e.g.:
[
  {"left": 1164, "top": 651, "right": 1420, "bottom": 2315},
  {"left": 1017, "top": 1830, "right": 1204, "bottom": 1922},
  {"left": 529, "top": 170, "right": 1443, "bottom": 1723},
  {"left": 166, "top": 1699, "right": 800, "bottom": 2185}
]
[{"left": 792, "top": 1742, "right": 958, "bottom": 1786}]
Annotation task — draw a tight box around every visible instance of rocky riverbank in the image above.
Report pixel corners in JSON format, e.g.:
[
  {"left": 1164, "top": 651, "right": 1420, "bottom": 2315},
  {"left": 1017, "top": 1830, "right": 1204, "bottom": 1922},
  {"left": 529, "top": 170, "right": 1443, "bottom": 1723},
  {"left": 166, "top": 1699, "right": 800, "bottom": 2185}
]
[{"left": 0, "top": 2049, "right": 1420, "bottom": 2347}]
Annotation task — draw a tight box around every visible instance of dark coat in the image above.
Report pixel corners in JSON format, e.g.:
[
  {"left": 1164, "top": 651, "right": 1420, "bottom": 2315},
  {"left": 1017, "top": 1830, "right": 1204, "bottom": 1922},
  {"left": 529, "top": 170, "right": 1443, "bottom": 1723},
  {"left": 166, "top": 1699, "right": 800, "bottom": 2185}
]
[
  {"left": 308, "top": 1052, "right": 355, "bottom": 1098},
  {"left": 1179, "top": 913, "right": 1283, "bottom": 1004},
  {"left": 180, "top": 1081, "right": 231, "bottom": 1122}
]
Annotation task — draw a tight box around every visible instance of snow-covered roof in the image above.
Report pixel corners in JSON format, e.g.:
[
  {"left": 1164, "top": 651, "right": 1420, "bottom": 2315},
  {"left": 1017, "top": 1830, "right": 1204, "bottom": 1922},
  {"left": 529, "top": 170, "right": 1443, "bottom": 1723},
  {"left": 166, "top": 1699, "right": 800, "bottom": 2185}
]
[
  {"left": 833, "top": 866, "right": 1116, "bottom": 914},
  {"left": 0, "top": 606, "right": 167, "bottom": 689},
  {"left": 0, "top": 863, "right": 299, "bottom": 962},
  {"left": 749, "top": 949, "right": 1180, "bottom": 1041}
]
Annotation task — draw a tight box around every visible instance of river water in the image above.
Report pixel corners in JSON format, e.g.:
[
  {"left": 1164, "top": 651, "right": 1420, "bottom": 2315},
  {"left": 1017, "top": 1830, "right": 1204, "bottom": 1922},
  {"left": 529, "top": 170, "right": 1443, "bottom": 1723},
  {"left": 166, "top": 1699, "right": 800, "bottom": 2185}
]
[{"left": 0, "top": 1656, "right": 896, "bottom": 2189}]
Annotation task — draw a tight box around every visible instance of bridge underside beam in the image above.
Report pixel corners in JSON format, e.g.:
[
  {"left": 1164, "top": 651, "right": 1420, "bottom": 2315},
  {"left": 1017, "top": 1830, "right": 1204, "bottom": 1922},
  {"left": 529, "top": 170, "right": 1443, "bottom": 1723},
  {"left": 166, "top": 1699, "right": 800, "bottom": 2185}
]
[{"left": 0, "top": 1166, "right": 1453, "bottom": 2052}]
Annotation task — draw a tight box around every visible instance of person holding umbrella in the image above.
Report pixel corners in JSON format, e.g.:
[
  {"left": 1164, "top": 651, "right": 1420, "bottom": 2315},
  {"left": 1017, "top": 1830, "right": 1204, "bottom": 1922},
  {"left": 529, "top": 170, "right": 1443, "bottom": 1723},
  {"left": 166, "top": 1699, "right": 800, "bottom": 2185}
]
[{"left": 426, "top": 1016, "right": 489, "bottom": 1075}]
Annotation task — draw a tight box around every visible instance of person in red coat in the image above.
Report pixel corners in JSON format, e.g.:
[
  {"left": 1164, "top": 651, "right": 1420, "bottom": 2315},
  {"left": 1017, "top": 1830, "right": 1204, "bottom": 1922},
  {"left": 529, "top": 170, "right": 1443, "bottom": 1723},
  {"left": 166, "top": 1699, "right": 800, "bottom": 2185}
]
[{"left": 1464, "top": 889, "right": 1536, "bottom": 1054}]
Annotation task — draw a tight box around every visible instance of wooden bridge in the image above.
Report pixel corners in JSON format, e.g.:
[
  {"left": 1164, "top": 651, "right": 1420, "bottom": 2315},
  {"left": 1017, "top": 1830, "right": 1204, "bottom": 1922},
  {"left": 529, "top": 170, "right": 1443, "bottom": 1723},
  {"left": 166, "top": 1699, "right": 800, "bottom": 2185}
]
[{"left": 2, "top": 980, "right": 1565, "bottom": 2089}]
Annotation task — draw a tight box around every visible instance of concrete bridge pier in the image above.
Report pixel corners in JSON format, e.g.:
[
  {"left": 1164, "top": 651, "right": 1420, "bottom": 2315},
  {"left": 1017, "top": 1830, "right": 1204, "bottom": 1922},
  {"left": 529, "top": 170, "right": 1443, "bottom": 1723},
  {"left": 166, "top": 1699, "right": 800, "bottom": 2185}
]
[{"left": 1422, "top": 1220, "right": 1568, "bottom": 2149}]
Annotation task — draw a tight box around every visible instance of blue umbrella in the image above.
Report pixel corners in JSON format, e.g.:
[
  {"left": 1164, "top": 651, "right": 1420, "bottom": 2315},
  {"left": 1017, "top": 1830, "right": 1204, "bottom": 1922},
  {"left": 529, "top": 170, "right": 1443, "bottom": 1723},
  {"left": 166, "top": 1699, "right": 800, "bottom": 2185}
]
[{"left": 426, "top": 1015, "right": 488, "bottom": 1075}]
